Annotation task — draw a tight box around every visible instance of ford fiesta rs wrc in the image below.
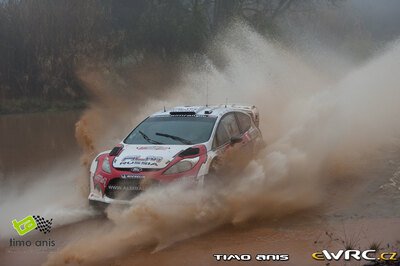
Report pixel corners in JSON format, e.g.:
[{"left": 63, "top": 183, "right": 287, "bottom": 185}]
[{"left": 88, "top": 105, "right": 263, "bottom": 205}]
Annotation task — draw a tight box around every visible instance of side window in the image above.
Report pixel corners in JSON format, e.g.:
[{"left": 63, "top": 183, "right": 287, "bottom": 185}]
[
  {"left": 236, "top": 112, "right": 251, "bottom": 134},
  {"left": 221, "top": 113, "right": 240, "bottom": 137},
  {"left": 215, "top": 123, "right": 229, "bottom": 147},
  {"left": 215, "top": 113, "right": 240, "bottom": 147}
]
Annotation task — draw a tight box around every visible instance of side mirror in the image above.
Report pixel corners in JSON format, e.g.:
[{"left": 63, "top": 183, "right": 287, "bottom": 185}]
[{"left": 230, "top": 136, "right": 242, "bottom": 145}]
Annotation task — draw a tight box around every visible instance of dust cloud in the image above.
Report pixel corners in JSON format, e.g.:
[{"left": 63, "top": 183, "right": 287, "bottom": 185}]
[
  {"left": 74, "top": 61, "right": 180, "bottom": 194},
  {"left": 46, "top": 23, "right": 400, "bottom": 265},
  {"left": 0, "top": 159, "right": 95, "bottom": 238}
]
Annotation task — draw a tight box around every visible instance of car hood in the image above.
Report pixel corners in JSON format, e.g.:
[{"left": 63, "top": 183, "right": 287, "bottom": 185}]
[{"left": 112, "top": 144, "right": 191, "bottom": 169}]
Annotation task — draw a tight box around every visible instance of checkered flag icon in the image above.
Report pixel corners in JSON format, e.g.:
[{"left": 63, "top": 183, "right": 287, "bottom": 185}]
[{"left": 33, "top": 215, "right": 53, "bottom": 234}]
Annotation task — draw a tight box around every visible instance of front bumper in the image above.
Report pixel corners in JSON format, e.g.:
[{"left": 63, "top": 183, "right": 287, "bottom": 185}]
[
  {"left": 88, "top": 174, "right": 205, "bottom": 205},
  {"left": 89, "top": 146, "right": 208, "bottom": 205},
  {"left": 88, "top": 192, "right": 132, "bottom": 205}
]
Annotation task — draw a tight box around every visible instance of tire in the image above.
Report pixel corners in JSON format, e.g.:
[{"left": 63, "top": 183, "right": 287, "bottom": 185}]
[{"left": 204, "top": 159, "right": 222, "bottom": 187}]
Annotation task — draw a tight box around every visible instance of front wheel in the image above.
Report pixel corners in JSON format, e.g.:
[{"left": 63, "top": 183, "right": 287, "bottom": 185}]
[{"left": 204, "top": 159, "right": 223, "bottom": 187}]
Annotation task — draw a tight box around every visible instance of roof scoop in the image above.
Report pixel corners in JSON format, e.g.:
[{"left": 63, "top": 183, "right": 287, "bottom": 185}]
[{"left": 169, "top": 111, "right": 196, "bottom": 116}]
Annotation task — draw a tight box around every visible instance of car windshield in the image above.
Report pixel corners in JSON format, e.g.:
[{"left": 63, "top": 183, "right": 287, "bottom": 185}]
[{"left": 124, "top": 116, "right": 217, "bottom": 145}]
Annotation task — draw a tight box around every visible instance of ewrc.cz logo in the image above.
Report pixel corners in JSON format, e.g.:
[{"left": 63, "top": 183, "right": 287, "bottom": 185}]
[
  {"left": 12, "top": 215, "right": 53, "bottom": 236},
  {"left": 312, "top": 250, "right": 399, "bottom": 262}
]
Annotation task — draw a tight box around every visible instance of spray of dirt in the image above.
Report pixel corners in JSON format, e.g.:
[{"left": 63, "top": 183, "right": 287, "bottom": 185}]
[
  {"left": 74, "top": 61, "right": 181, "bottom": 194},
  {"left": 0, "top": 158, "right": 95, "bottom": 239},
  {"left": 46, "top": 23, "right": 400, "bottom": 265}
]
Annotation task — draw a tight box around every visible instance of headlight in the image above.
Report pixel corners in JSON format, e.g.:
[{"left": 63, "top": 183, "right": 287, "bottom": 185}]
[
  {"left": 101, "top": 157, "right": 112, "bottom": 174},
  {"left": 164, "top": 157, "right": 199, "bottom": 175}
]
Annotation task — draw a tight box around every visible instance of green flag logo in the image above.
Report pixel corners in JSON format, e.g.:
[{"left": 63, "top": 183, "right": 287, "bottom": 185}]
[{"left": 12, "top": 215, "right": 38, "bottom": 236}]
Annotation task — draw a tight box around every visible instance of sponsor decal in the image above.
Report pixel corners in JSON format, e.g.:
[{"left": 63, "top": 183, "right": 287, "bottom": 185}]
[
  {"left": 137, "top": 146, "right": 170, "bottom": 150},
  {"left": 108, "top": 185, "right": 142, "bottom": 191},
  {"left": 213, "top": 253, "right": 289, "bottom": 262},
  {"left": 130, "top": 167, "right": 142, "bottom": 172},
  {"left": 121, "top": 174, "right": 144, "bottom": 179},
  {"left": 311, "top": 250, "right": 398, "bottom": 262},
  {"left": 120, "top": 155, "right": 163, "bottom": 166},
  {"left": 94, "top": 174, "right": 107, "bottom": 185}
]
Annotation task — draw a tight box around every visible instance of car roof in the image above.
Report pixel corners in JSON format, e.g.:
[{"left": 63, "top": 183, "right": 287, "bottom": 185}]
[{"left": 151, "top": 104, "right": 256, "bottom": 118}]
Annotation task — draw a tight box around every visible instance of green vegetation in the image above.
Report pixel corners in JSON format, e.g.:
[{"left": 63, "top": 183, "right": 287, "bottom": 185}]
[
  {"left": 0, "top": 98, "right": 86, "bottom": 115},
  {"left": 0, "top": 0, "right": 340, "bottom": 114}
]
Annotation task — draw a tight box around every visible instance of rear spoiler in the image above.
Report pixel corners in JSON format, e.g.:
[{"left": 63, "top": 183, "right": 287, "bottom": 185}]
[
  {"left": 244, "top": 106, "right": 260, "bottom": 127},
  {"left": 227, "top": 104, "right": 260, "bottom": 127}
]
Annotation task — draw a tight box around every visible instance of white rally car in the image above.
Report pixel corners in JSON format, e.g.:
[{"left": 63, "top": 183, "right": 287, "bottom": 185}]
[{"left": 88, "top": 105, "right": 263, "bottom": 205}]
